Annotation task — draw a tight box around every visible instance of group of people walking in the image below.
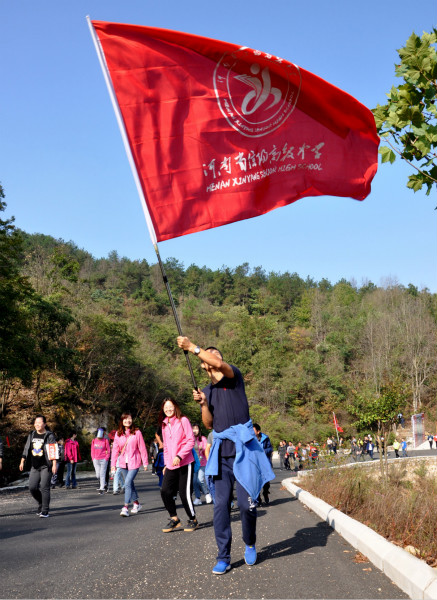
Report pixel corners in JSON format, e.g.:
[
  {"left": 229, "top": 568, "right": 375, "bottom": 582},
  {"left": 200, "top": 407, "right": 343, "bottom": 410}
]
[
  {"left": 276, "top": 433, "right": 413, "bottom": 469},
  {"left": 350, "top": 435, "right": 409, "bottom": 460},
  {"left": 350, "top": 435, "right": 376, "bottom": 460},
  {"left": 18, "top": 335, "right": 275, "bottom": 574},
  {"left": 277, "top": 440, "right": 319, "bottom": 471}
]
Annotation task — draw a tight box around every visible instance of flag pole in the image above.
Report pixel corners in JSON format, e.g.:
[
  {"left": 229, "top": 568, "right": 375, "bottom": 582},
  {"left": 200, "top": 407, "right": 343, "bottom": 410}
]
[
  {"left": 87, "top": 16, "right": 198, "bottom": 390},
  {"left": 333, "top": 412, "right": 340, "bottom": 446},
  {"left": 153, "top": 243, "right": 199, "bottom": 390}
]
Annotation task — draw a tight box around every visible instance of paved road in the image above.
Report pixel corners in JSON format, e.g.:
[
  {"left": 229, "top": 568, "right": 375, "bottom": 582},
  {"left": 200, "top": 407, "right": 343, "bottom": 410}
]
[{"left": 0, "top": 470, "right": 407, "bottom": 599}]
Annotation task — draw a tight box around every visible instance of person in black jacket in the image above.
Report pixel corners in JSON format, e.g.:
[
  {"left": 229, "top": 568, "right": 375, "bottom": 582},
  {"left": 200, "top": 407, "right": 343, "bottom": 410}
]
[{"left": 19, "top": 415, "right": 58, "bottom": 518}]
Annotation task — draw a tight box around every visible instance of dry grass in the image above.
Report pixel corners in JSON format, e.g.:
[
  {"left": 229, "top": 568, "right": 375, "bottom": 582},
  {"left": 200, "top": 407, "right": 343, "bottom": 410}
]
[{"left": 299, "top": 462, "right": 437, "bottom": 567}]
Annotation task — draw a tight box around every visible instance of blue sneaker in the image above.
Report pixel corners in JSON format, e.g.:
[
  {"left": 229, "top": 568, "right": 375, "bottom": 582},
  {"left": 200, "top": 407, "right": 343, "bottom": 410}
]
[
  {"left": 212, "top": 560, "right": 231, "bottom": 575},
  {"left": 244, "top": 545, "right": 257, "bottom": 566}
]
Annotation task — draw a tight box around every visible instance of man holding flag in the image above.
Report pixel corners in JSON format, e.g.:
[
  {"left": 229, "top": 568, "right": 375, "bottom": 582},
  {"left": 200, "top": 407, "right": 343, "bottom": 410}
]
[{"left": 177, "top": 335, "right": 274, "bottom": 575}]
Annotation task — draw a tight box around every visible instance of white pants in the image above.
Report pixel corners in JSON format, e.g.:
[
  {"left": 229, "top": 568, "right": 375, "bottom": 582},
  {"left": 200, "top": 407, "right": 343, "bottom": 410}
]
[{"left": 93, "top": 459, "right": 108, "bottom": 490}]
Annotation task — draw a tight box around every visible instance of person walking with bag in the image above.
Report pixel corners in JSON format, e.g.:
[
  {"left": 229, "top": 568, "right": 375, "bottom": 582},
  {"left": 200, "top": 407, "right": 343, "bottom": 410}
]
[
  {"left": 111, "top": 413, "right": 148, "bottom": 516},
  {"left": 91, "top": 428, "right": 111, "bottom": 494},
  {"left": 19, "top": 415, "right": 58, "bottom": 518},
  {"left": 159, "top": 398, "right": 198, "bottom": 533}
]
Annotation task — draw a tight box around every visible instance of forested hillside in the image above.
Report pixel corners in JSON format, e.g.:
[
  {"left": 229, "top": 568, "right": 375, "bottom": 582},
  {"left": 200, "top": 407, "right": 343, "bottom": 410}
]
[{"left": 1, "top": 185, "right": 436, "bottom": 479}]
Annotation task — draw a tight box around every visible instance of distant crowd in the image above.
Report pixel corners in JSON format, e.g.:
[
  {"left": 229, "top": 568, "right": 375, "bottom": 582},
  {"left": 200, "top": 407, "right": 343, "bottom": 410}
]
[{"left": 274, "top": 430, "right": 429, "bottom": 471}]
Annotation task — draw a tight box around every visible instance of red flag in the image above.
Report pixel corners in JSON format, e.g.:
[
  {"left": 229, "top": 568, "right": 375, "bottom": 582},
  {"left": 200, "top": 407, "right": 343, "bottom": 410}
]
[
  {"left": 333, "top": 413, "right": 344, "bottom": 433},
  {"left": 91, "top": 20, "right": 379, "bottom": 242}
]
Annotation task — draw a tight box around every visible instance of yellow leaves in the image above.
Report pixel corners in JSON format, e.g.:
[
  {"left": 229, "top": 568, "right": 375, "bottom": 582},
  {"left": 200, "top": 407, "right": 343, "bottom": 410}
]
[{"left": 289, "top": 326, "right": 312, "bottom": 351}]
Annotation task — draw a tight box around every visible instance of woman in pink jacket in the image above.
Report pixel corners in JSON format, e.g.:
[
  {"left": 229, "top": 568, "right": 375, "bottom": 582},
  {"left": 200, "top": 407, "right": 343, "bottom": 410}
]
[
  {"left": 159, "top": 398, "right": 198, "bottom": 533},
  {"left": 111, "top": 413, "right": 148, "bottom": 517},
  {"left": 91, "top": 428, "right": 110, "bottom": 494}
]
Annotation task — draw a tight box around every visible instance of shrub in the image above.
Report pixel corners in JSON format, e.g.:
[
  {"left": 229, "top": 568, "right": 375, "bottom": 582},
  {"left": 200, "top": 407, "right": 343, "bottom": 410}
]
[{"left": 300, "top": 464, "right": 437, "bottom": 566}]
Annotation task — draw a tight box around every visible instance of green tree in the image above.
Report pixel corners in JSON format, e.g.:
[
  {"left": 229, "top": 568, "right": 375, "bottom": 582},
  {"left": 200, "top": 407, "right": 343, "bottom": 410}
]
[
  {"left": 0, "top": 189, "right": 77, "bottom": 414},
  {"left": 0, "top": 186, "right": 36, "bottom": 413},
  {"left": 73, "top": 315, "right": 139, "bottom": 410},
  {"left": 206, "top": 267, "right": 234, "bottom": 305},
  {"left": 348, "top": 384, "right": 406, "bottom": 478},
  {"left": 372, "top": 29, "right": 437, "bottom": 195},
  {"left": 26, "top": 296, "right": 76, "bottom": 410}
]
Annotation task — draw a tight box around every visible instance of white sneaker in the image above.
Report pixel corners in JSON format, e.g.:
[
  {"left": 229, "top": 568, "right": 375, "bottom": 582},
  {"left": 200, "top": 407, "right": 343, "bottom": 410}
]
[
  {"left": 130, "top": 503, "right": 142, "bottom": 514},
  {"left": 205, "top": 493, "right": 212, "bottom": 504},
  {"left": 193, "top": 498, "right": 202, "bottom": 506},
  {"left": 120, "top": 506, "right": 130, "bottom": 517}
]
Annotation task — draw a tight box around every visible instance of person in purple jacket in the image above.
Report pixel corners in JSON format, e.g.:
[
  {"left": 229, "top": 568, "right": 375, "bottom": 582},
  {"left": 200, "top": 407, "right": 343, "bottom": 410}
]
[
  {"left": 159, "top": 398, "right": 198, "bottom": 533},
  {"left": 111, "top": 413, "right": 148, "bottom": 517}
]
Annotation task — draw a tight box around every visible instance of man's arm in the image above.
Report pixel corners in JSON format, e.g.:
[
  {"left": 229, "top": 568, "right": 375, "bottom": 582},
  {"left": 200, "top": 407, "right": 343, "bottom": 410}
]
[
  {"left": 19, "top": 434, "right": 31, "bottom": 471},
  {"left": 177, "top": 336, "right": 234, "bottom": 379},
  {"left": 192, "top": 389, "right": 213, "bottom": 430},
  {"left": 205, "top": 442, "right": 212, "bottom": 460}
]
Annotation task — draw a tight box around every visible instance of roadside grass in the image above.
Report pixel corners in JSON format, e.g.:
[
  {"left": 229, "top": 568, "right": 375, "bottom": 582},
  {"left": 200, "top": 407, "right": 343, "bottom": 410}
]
[{"left": 299, "top": 462, "right": 437, "bottom": 567}]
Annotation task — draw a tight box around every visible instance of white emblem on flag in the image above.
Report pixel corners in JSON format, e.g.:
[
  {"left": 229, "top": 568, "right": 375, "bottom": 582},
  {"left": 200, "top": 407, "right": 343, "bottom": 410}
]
[{"left": 213, "top": 47, "right": 301, "bottom": 138}]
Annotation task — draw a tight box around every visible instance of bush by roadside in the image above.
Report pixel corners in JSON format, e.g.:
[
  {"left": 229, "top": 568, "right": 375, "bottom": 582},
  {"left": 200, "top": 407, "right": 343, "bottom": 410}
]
[{"left": 298, "top": 461, "right": 437, "bottom": 567}]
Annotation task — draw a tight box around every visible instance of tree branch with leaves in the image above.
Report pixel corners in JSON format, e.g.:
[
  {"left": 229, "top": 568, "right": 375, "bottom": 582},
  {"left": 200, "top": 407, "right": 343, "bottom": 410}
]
[{"left": 372, "top": 29, "right": 437, "bottom": 196}]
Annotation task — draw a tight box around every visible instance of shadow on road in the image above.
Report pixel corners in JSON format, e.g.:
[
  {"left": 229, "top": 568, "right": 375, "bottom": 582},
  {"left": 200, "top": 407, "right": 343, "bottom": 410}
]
[
  {"left": 0, "top": 527, "right": 45, "bottom": 540},
  {"left": 267, "top": 496, "right": 295, "bottom": 507},
  {"left": 243, "top": 522, "right": 332, "bottom": 568}
]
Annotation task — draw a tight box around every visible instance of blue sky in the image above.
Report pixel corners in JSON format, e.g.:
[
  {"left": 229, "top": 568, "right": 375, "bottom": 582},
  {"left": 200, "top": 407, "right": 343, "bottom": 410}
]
[{"left": 1, "top": 1, "right": 436, "bottom": 291}]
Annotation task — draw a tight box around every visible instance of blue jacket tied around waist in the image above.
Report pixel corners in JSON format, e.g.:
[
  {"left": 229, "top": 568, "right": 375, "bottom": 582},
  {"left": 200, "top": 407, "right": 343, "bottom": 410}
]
[{"left": 205, "top": 420, "right": 275, "bottom": 501}]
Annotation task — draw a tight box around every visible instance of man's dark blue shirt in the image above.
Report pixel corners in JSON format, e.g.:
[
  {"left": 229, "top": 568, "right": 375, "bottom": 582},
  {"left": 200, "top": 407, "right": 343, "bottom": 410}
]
[{"left": 202, "top": 365, "right": 249, "bottom": 457}]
